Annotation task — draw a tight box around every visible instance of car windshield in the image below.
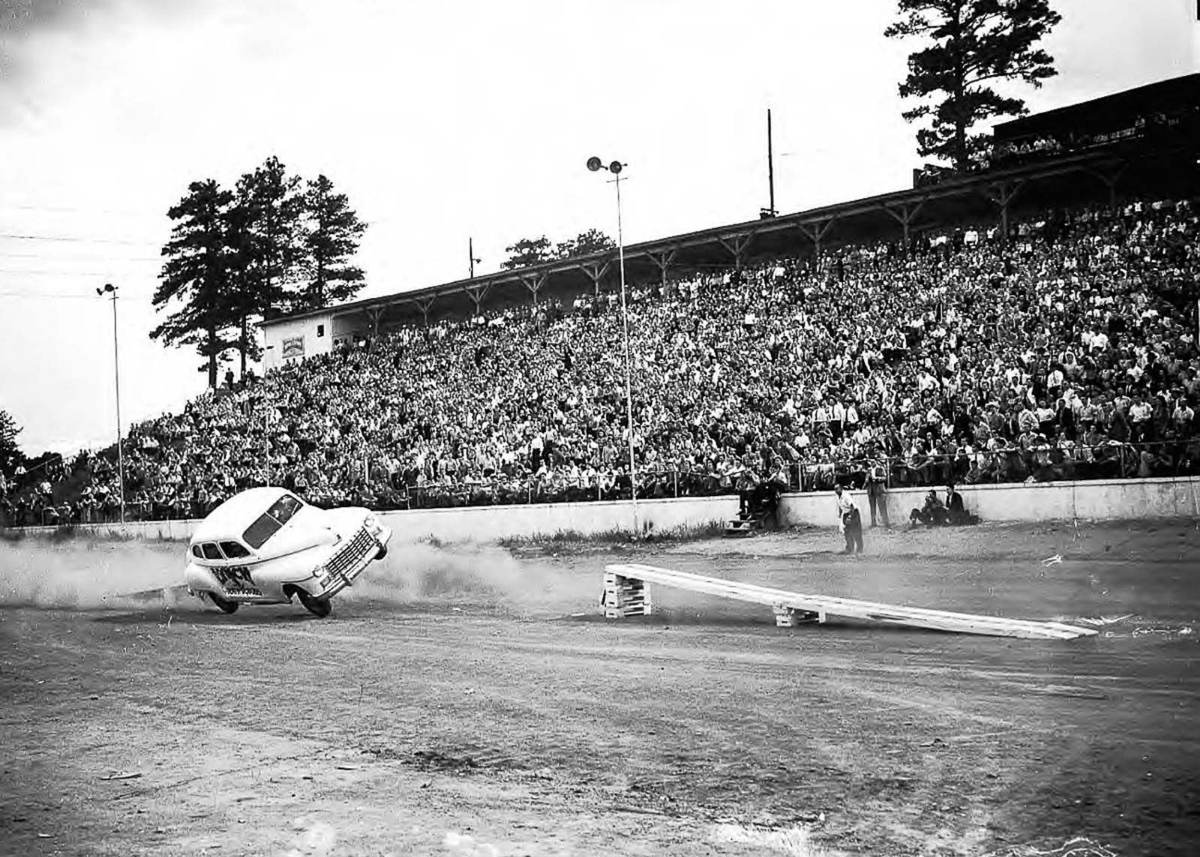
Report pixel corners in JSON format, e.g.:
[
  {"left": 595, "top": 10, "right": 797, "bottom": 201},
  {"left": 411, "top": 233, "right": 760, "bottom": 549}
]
[{"left": 242, "top": 494, "right": 305, "bottom": 549}]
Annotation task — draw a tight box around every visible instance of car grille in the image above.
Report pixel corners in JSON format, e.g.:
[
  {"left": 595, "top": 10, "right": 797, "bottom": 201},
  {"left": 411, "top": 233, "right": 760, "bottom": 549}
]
[{"left": 326, "top": 526, "right": 377, "bottom": 579}]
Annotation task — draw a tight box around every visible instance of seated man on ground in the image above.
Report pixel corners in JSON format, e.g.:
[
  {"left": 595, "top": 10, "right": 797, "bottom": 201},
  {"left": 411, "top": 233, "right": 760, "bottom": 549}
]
[
  {"left": 909, "top": 489, "right": 949, "bottom": 527},
  {"left": 945, "top": 482, "right": 979, "bottom": 526}
]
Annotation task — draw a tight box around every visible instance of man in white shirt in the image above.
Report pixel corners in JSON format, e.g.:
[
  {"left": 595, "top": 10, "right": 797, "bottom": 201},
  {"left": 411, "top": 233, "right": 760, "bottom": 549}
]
[{"left": 834, "top": 485, "right": 863, "bottom": 554}]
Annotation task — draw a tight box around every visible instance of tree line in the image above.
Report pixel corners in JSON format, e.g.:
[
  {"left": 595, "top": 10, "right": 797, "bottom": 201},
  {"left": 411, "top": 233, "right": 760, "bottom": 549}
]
[
  {"left": 152, "top": 156, "right": 367, "bottom": 388},
  {"left": 501, "top": 228, "right": 616, "bottom": 270}
]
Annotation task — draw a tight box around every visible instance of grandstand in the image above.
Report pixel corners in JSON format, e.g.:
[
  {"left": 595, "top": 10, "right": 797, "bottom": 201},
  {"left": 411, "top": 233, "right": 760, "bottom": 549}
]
[{"left": 3, "top": 75, "right": 1200, "bottom": 526}]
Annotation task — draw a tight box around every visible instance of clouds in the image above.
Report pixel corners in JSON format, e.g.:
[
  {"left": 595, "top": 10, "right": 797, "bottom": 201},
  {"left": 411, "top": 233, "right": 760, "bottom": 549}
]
[{"left": 0, "top": 0, "right": 202, "bottom": 126}]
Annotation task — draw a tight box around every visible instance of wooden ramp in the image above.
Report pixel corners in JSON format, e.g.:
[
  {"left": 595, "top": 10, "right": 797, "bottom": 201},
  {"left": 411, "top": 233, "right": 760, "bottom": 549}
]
[{"left": 603, "top": 563, "right": 1098, "bottom": 641}]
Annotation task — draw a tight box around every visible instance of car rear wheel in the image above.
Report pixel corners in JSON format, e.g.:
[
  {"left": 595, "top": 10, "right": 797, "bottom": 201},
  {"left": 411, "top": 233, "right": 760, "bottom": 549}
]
[
  {"left": 210, "top": 593, "right": 239, "bottom": 614},
  {"left": 298, "top": 589, "right": 332, "bottom": 618}
]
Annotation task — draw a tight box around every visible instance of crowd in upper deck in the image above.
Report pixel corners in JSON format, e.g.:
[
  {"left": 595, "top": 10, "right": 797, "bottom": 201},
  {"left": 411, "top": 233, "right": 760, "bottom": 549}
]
[{"left": 3, "top": 197, "right": 1199, "bottom": 525}]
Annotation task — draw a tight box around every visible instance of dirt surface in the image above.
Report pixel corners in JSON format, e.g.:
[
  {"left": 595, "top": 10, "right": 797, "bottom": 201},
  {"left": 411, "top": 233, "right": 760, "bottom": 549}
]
[{"left": 1, "top": 520, "right": 1198, "bottom": 857}]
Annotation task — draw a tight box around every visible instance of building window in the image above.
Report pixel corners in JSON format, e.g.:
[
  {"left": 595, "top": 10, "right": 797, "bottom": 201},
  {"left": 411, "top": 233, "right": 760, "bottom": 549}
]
[{"left": 317, "top": 324, "right": 325, "bottom": 337}]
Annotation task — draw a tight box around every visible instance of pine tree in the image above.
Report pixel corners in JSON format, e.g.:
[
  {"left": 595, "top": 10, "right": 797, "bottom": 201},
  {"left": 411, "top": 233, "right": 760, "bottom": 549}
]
[
  {"left": 885, "top": 0, "right": 1061, "bottom": 170},
  {"left": 299, "top": 174, "right": 366, "bottom": 311},
  {"left": 0, "top": 409, "right": 24, "bottom": 478},
  {"left": 153, "top": 179, "right": 238, "bottom": 389},
  {"left": 226, "top": 156, "right": 306, "bottom": 373}
]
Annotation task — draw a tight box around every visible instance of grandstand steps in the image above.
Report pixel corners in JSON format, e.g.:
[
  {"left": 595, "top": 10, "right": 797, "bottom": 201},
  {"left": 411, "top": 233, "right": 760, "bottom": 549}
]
[{"left": 601, "top": 563, "right": 1098, "bottom": 640}]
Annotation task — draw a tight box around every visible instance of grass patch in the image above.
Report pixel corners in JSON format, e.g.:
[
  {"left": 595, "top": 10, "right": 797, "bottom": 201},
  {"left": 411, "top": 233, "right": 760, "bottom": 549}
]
[
  {"left": 0, "top": 525, "right": 184, "bottom": 544},
  {"left": 497, "top": 519, "right": 726, "bottom": 551}
]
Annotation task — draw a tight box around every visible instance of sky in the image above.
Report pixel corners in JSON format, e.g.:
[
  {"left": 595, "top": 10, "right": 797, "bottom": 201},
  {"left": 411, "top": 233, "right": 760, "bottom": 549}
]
[{"left": 0, "top": 0, "right": 1196, "bottom": 454}]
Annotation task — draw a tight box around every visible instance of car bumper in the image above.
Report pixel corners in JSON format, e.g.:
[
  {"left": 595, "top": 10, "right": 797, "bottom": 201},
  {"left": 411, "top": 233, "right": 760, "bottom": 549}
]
[{"left": 314, "top": 525, "right": 391, "bottom": 598}]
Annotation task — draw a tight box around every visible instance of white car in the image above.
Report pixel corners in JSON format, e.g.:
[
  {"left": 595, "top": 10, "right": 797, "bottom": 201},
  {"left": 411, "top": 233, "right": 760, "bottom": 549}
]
[{"left": 184, "top": 487, "right": 392, "bottom": 617}]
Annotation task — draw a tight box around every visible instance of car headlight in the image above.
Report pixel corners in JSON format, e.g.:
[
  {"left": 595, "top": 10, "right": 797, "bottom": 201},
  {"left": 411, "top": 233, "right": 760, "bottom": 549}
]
[{"left": 311, "top": 564, "right": 327, "bottom": 579}]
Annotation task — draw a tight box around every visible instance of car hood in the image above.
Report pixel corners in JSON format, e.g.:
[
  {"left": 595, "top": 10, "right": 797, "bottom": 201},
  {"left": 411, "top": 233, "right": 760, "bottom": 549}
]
[{"left": 253, "top": 506, "right": 344, "bottom": 560}]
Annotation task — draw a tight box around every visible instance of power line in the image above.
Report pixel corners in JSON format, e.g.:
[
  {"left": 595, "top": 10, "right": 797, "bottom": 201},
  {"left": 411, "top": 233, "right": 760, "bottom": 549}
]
[
  {"left": 0, "top": 268, "right": 156, "bottom": 276},
  {"left": 0, "top": 203, "right": 161, "bottom": 217},
  {"left": 0, "top": 291, "right": 106, "bottom": 299},
  {"left": 0, "top": 232, "right": 160, "bottom": 246},
  {"left": 0, "top": 250, "right": 161, "bottom": 261}
]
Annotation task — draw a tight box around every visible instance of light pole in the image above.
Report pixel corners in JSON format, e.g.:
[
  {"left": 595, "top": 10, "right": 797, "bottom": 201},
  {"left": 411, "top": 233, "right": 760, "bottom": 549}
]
[
  {"left": 469, "top": 237, "right": 481, "bottom": 279},
  {"left": 95, "top": 283, "right": 126, "bottom": 524},
  {"left": 586, "top": 156, "right": 639, "bottom": 534}
]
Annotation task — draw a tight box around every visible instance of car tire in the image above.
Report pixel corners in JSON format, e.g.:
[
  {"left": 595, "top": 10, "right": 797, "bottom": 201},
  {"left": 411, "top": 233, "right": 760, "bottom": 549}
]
[
  {"left": 376, "top": 544, "right": 388, "bottom": 560},
  {"left": 210, "top": 593, "right": 239, "bottom": 614},
  {"left": 298, "top": 589, "right": 332, "bottom": 618}
]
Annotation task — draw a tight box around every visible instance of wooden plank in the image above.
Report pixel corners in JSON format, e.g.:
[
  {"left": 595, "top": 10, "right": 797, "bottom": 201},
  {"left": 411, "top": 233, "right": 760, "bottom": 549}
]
[{"left": 605, "top": 563, "right": 1097, "bottom": 640}]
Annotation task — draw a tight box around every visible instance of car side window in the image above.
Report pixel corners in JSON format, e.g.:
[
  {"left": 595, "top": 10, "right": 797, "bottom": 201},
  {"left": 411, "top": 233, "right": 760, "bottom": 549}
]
[
  {"left": 220, "top": 541, "right": 250, "bottom": 559},
  {"left": 191, "top": 545, "right": 204, "bottom": 559},
  {"left": 201, "top": 543, "right": 222, "bottom": 561}
]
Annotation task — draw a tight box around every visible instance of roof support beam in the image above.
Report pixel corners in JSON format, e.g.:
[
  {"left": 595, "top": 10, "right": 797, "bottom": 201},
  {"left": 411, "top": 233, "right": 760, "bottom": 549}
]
[
  {"left": 365, "top": 306, "right": 385, "bottom": 349},
  {"left": 882, "top": 199, "right": 927, "bottom": 252},
  {"left": 578, "top": 261, "right": 611, "bottom": 299},
  {"left": 413, "top": 297, "right": 435, "bottom": 328},
  {"left": 717, "top": 233, "right": 754, "bottom": 269},
  {"left": 797, "top": 217, "right": 836, "bottom": 260},
  {"left": 519, "top": 272, "right": 548, "bottom": 305},
  {"left": 643, "top": 248, "right": 677, "bottom": 295},
  {"left": 465, "top": 283, "right": 491, "bottom": 316},
  {"left": 1086, "top": 161, "right": 1128, "bottom": 208},
  {"left": 981, "top": 179, "right": 1025, "bottom": 242}
]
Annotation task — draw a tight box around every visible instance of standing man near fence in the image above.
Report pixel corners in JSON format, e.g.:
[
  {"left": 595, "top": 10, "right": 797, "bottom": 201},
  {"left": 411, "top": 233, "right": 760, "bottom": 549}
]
[
  {"left": 834, "top": 485, "right": 863, "bottom": 554},
  {"left": 865, "top": 455, "right": 890, "bottom": 528}
]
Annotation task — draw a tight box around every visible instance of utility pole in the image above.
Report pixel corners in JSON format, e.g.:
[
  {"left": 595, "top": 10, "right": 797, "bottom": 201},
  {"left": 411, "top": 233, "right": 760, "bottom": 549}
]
[
  {"left": 469, "top": 237, "right": 481, "bottom": 279},
  {"left": 767, "top": 108, "right": 776, "bottom": 217},
  {"left": 96, "top": 283, "right": 125, "bottom": 524}
]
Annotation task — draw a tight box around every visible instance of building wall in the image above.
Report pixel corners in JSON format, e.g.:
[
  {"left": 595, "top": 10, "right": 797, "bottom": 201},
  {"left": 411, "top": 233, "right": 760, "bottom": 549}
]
[
  {"left": 29, "top": 476, "right": 1200, "bottom": 545},
  {"left": 261, "top": 313, "right": 334, "bottom": 372}
]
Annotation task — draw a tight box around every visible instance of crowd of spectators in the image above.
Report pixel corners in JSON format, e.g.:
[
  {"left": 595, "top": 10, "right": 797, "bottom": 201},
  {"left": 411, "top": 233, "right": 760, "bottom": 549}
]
[
  {"left": 912, "top": 104, "right": 1200, "bottom": 186},
  {"left": 4, "top": 197, "right": 1200, "bottom": 526}
]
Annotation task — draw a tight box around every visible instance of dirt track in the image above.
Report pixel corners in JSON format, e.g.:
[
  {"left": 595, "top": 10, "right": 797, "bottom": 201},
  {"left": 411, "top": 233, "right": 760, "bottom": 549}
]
[{"left": 1, "top": 521, "right": 1197, "bottom": 857}]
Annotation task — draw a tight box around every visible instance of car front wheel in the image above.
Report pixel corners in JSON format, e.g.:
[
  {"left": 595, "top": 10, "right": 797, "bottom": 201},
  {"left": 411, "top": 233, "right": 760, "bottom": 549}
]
[
  {"left": 210, "top": 593, "right": 239, "bottom": 614},
  {"left": 298, "top": 589, "right": 332, "bottom": 618}
]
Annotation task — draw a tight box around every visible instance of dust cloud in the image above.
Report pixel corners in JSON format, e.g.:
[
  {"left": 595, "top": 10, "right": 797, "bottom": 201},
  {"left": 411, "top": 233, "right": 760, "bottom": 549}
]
[
  {"left": 343, "top": 541, "right": 601, "bottom": 617},
  {"left": 0, "top": 536, "right": 188, "bottom": 610},
  {"left": 0, "top": 535, "right": 603, "bottom": 618}
]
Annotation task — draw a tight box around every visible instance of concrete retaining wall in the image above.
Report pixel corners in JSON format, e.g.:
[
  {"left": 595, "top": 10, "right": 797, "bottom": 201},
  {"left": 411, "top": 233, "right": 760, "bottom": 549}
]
[
  {"left": 10, "top": 476, "right": 1199, "bottom": 544},
  {"left": 787, "top": 477, "right": 1200, "bottom": 528}
]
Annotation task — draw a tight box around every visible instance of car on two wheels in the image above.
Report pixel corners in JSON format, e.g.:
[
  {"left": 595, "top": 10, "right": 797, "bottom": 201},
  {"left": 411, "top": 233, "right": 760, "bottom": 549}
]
[{"left": 184, "top": 487, "right": 392, "bottom": 618}]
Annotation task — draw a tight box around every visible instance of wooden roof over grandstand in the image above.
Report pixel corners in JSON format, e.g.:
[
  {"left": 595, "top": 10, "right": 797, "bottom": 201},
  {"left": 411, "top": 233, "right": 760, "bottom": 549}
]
[
  {"left": 263, "top": 146, "right": 1133, "bottom": 333},
  {"left": 994, "top": 73, "right": 1200, "bottom": 143}
]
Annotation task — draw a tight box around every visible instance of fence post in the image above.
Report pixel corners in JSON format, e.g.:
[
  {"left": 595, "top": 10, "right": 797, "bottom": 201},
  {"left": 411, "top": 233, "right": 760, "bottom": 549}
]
[{"left": 673, "top": 470, "right": 678, "bottom": 498}]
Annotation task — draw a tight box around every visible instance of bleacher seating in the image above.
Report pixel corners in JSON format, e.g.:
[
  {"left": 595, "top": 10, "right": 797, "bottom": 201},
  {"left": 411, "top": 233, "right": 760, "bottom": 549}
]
[{"left": 3, "top": 197, "right": 1199, "bottom": 525}]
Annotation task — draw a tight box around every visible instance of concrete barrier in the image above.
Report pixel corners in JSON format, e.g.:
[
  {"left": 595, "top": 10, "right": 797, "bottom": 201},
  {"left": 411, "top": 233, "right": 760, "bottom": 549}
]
[
  {"left": 7, "top": 476, "right": 1199, "bottom": 545},
  {"left": 788, "top": 476, "right": 1200, "bottom": 528}
]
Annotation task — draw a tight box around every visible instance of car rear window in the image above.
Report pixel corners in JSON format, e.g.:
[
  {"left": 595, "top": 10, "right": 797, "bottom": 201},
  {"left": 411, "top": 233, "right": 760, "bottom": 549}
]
[
  {"left": 242, "top": 494, "right": 305, "bottom": 549},
  {"left": 220, "top": 541, "right": 250, "bottom": 559}
]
